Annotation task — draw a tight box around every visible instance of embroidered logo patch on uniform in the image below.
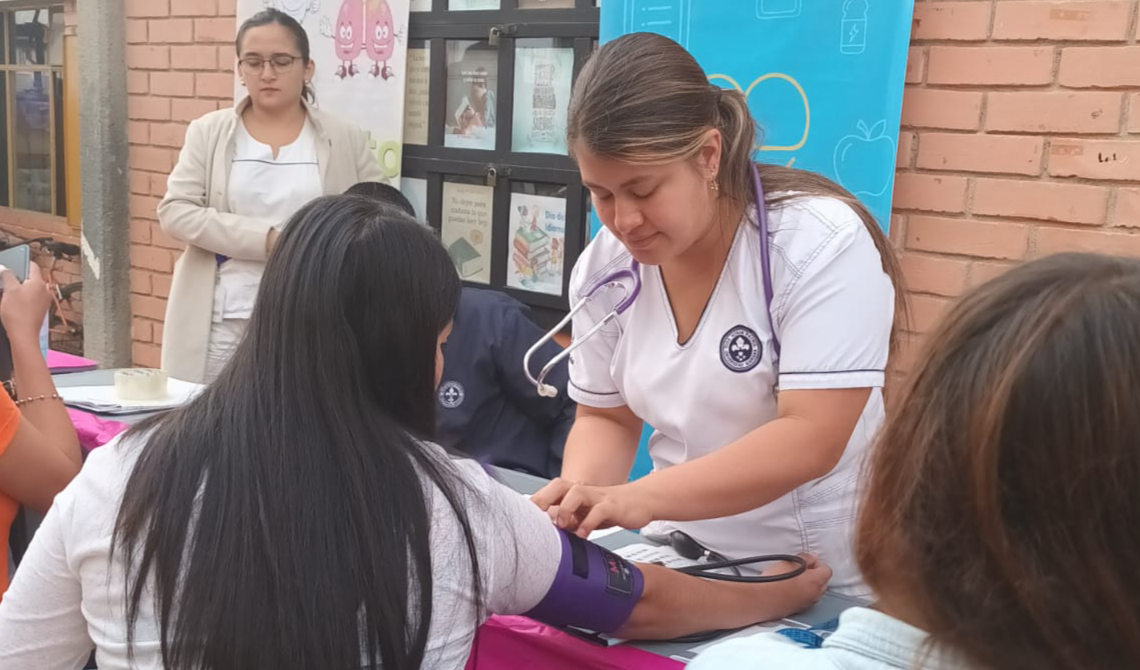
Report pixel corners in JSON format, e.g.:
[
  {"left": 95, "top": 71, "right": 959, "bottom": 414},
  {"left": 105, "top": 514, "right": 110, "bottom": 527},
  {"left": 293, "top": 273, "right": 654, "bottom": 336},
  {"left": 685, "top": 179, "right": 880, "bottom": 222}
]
[
  {"left": 438, "top": 381, "right": 465, "bottom": 409},
  {"left": 720, "top": 325, "right": 763, "bottom": 372}
]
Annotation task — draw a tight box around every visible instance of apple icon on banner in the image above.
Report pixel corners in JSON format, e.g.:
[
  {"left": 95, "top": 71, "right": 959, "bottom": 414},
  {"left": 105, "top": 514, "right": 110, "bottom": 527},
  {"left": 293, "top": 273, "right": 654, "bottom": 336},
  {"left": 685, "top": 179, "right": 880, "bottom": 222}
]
[{"left": 833, "top": 120, "right": 895, "bottom": 197}]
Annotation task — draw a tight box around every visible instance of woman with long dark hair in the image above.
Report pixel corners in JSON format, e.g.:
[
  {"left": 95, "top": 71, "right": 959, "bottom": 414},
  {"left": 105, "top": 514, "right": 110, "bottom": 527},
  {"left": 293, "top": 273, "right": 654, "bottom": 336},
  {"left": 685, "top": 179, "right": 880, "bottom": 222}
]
[{"left": 0, "top": 196, "right": 831, "bottom": 669}]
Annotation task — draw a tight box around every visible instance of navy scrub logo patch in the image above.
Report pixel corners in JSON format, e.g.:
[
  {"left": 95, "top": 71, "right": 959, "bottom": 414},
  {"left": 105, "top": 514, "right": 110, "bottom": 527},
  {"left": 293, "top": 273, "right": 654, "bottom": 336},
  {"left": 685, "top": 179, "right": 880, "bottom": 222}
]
[
  {"left": 438, "top": 381, "right": 465, "bottom": 409},
  {"left": 720, "top": 325, "right": 763, "bottom": 373}
]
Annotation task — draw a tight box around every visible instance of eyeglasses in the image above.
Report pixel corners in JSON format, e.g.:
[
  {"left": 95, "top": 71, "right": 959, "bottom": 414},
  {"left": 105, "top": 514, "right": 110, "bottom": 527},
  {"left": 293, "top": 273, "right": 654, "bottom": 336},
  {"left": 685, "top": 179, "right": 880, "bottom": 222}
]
[{"left": 238, "top": 54, "right": 302, "bottom": 76}]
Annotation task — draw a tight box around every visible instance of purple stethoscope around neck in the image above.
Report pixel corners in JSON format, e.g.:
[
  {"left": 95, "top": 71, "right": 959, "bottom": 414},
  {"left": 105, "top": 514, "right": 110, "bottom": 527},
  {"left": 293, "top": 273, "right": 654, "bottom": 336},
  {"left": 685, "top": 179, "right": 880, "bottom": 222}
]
[{"left": 523, "top": 163, "right": 779, "bottom": 398}]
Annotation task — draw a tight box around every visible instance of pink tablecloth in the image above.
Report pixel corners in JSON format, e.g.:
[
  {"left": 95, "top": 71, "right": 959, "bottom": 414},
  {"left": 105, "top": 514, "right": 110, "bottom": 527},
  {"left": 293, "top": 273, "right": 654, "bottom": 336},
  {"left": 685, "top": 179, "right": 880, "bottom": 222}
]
[
  {"left": 68, "top": 408, "right": 130, "bottom": 452},
  {"left": 466, "top": 616, "right": 683, "bottom": 670}
]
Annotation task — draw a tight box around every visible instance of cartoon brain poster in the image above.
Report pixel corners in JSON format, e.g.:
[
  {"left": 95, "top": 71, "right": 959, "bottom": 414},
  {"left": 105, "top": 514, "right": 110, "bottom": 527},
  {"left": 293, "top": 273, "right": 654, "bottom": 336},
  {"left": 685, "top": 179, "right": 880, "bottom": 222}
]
[{"left": 236, "top": 0, "right": 411, "bottom": 186}]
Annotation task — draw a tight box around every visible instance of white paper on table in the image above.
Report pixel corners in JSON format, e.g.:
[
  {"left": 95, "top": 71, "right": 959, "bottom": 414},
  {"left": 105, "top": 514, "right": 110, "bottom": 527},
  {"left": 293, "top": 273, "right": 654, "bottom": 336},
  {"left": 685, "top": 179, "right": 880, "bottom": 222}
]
[
  {"left": 614, "top": 542, "right": 702, "bottom": 569},
  {"left": 59, "top": 378, "right": 205, "bottom": 415}
]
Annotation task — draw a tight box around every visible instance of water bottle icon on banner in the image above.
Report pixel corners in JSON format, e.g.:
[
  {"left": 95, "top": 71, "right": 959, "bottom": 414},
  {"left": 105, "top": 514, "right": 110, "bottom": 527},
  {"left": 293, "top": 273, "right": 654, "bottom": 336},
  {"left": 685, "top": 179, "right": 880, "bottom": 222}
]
[
  {"left": 841, "top": 0, "right": 868, "bottom": 55},
  {"left": 756, "top": 0, "right": 801, "bottom": 19}
]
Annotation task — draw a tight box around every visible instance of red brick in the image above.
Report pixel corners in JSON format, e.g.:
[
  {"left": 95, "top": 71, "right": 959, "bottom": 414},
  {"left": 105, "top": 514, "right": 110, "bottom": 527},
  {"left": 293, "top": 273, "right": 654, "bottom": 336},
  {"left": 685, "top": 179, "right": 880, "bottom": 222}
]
[
  {"left": 128, "top": 95, "right": 170, "bottom": 122},
  {"left": 130, "top": 294, "right": 168, "bottom": 321},
  {"left": 218, "top": 49, "right": 235, "bottom": 73},
  {"left": 901, "top": 89, "right": 983, "bottom": 131},
  {"left": 986, "top": 92, "right": 1123, "bottom": 134},
  {"left": 912, "top": 2, "right": 992, "bottom": 41},
  {"left": 1115, "top": 188, "right": 1140, "bottom": 228},
  {"left": 927, "top": 47, "right": 1054, "bottom": 86},
  {"left": 906, "top": 47, "right": 925, "bottom": 85},
  {"left": 150, "top": 224, "right": 185, "bottom": 251},
  {"left": 196, "top": 72, "right": 235, "bottom": 100},
  {"left": 892, "top": 174, "right": 969, "bottom": 214},
  {"left": 1048, "top": 140, "right": 1140, "bottom": 181},
  {"left": 896, "top": 132, "right": 915, "bottom": 168},
  {"left": 130, "top": 145, "right": 174, "bottom": 174},
  {"left": 1036, "top": 226, "right": 1140, "bottom": 256},
  {"left": 993, "top": 2, "right": 1132, "bottom": 41},
  {"left": 901, "top": 253, "right": 970, "bottom": 297},
  {"left": 968, "top": 260, "right": 1017, "bottom": 288},
  {"left": 917, "top": 133, "right": 1043, "bottom": 176},
  {"left": 170, "top": 45, "right": 218, "bottom": 71},
  {"left": 1059, "top": 46, "right": 1140, "bottom": 88},
  {"left": 973, "top": 178, "right": 1109, "bottom": 225},
  {"left": 150, "top": 71, "right": 195, "bottom": 98},
  {"left": 195, "top": 17, "right": 235, "bottom": 43},
  {"left": 129, "top": 171, "right": 151, "bottom": 196},
  {"left": 126, "top": 45, "right": 170, "bottom": 70},
  {"left": 127, "top": 120, "right": 149, "bottom": 144},
  {"left": 218, "top": 0, "right": 236, "bottom": 16},
  {"left": 906, "top": 216, "right": 1030, "bottom": 260},
  {"left": 889, "top": 331, "right": 928, "bottom": 377},
  {"left": 126, "top": 0, "right": 168, "bottom": 18},
  {"left": 130, "top": 218, "right": 152, "bottom": 244},
  {"left": 152, "top": 274, "right": 173, "bottom": 300},
  {"left": 132, "top": 342, "right": 162, "bottom": 369},
  {"left": 151, "top": 173, "right": 169, "bottom": 196},
  {"left": 172, "top": 98, "right": 218, "bottom": 123},
  {"left": 126, "top": 18, "right": 148, "bottom": 43},
  {"left": 148, "top": 18, "right": 193, "bottom": 44},
  {"left": 130, "top": 195, "right": 163, "bottom": 221},
  {"left": 132, "top": 246, "right": 174, "bottom": 273},
  {"left": 127, "top": 70, "right": 148, "bottom": 95},
  {"left": 1129, "top": 93, "right": 1140, "bottom": 134},
  {"left": 132, "top": 318, "right": 153, "bottom": 343},
  {"left": 129, "top": 269, "right": 152, "bottom": 295},
  {"left": 172, "top": 0, "right": 217, "bottom": 16},
  {"left": 910, "top": 294, "right": 955, "bottom": 334},
  {"left": 150, "top": 122, "right": 188, "bottom": 148}
]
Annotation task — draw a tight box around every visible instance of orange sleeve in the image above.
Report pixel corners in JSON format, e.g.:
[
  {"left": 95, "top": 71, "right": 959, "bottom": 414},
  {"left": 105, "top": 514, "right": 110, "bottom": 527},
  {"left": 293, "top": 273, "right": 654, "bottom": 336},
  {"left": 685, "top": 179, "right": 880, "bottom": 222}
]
[{"left": 0, "top": 393, "right": 22, "bottom": 459}]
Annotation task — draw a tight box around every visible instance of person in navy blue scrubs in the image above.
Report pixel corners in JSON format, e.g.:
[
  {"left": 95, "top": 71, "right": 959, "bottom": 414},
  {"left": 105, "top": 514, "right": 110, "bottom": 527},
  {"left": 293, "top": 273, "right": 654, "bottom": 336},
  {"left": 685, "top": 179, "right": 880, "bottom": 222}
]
[{"left": 345, "top": 182, "right": 576, "bottom": 478}]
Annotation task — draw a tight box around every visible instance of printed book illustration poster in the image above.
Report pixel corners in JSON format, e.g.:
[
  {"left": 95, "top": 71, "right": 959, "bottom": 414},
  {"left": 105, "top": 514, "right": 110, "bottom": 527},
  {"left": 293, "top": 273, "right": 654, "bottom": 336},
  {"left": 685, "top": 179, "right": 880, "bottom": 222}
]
[
  {"left": 236, "top": 0, "right": 412, "bottom": 185},
  {"left": 441, "top": 181, "right": 493, "bottom": 284},
  {"left": 512, "top": 46, "right": 573, "bottom": 155},
  {"left": 601, "top": 0, "right": 914, "bottom": 231},
  {"left": 444, "top": 41, "right": 499, "bottom": 151},
  {"left": 506, "top": 193, "right": 566, "bottom": 296}
]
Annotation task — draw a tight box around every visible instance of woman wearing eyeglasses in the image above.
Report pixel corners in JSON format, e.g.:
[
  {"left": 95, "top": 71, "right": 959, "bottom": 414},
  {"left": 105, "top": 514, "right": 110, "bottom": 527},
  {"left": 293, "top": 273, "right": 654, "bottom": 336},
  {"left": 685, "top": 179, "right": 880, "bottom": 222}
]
[{"left": 158, "top": 8, "right": 382, "bottom": 383}]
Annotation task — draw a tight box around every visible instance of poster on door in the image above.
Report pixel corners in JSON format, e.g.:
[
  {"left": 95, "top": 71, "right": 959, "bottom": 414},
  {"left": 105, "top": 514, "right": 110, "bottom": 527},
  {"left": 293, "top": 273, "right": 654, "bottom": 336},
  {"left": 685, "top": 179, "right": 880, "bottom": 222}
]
[
  {"left": 601, "top": 0, "right": 914, "bottom": 232},
  {"left": 236, "top": 0, "right": 412, "bottom": 186},
  {"left": 506, "top": 193, "right": 567, "bottom": 297}
]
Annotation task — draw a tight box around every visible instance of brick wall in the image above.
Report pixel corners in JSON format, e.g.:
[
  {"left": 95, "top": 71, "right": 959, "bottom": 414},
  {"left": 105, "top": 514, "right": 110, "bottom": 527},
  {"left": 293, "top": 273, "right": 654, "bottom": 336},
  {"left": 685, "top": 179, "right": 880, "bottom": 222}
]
[
  {"left": 118, "top": 0, "right": 1140, "bottom": 371},
  {"left": 891, "top": 0, "right": 1140, "bottom": 375},
  {"left": 126, "top": 0, "right": 237, "bottom": 367}
]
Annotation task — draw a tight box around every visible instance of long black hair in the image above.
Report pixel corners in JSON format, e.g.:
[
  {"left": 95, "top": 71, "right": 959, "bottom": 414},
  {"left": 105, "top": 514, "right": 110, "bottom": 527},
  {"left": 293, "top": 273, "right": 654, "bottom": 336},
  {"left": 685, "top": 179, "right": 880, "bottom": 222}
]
[
  {"left": 237, "top": 8, "right": 315, "bottom": 103},
  {"left": 113, "top": 196, "right": 480, "bottom": 669}
]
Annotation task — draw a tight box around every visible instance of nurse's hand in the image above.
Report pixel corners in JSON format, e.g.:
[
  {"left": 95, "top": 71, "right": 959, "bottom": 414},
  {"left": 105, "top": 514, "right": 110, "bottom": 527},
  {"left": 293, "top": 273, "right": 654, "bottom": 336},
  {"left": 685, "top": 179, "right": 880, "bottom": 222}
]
[{"left": 531, "top": 478, "right": 655, "bottom": 538}]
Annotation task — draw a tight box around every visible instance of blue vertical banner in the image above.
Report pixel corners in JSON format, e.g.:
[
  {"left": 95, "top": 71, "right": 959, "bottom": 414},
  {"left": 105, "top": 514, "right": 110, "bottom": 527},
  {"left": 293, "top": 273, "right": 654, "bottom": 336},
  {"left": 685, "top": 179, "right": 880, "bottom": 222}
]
[{"left": 599, "top": 0, "right": 915, "bottom": 232}]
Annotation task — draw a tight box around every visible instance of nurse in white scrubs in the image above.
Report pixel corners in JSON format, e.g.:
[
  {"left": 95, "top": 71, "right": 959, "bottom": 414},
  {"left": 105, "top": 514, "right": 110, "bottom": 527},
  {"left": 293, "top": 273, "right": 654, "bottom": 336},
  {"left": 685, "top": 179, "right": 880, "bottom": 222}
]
[{"left": 531, "top": 33, "right": 905, "bottom": 596}]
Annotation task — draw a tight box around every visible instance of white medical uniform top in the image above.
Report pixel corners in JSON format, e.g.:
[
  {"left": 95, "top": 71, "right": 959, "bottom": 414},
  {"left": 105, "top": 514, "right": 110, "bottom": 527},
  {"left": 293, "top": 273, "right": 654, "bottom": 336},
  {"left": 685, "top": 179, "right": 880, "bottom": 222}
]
[
  {"left": 568, "top": 195, "right": 894, "bottom": 596},
  {"left": 214, "top": 118, "right": 323, "bottom": 322}
]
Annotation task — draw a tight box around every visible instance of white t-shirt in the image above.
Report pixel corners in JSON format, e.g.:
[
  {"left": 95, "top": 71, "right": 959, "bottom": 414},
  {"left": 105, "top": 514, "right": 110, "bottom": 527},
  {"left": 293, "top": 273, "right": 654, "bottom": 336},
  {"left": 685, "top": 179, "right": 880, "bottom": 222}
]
[
  {"left": 0, "top": 435, "right": 561, "bottom": 669},
  {"left": 214, "top": 118, "right": 324, "bottom": 322},
  {"left": 687, "top": 607, "right": 964, "bottom": 670},
  {"left": 568, "top": 196, "right": 894, "bottom": 596}
]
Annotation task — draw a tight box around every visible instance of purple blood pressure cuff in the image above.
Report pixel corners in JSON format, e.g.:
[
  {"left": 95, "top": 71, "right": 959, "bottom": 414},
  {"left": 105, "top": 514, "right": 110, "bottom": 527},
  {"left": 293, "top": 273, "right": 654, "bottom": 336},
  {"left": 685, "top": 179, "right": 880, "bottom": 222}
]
[{"left": 523, "top": 529, "right": 644, "bottom": 634}]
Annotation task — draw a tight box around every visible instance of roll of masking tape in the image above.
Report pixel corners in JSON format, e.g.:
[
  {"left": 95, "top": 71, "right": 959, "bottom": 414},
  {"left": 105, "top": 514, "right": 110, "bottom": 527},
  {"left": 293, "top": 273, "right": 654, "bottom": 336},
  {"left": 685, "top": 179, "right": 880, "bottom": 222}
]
[{"left": 114, "top": 368, "right": 169, "bottom": 401}]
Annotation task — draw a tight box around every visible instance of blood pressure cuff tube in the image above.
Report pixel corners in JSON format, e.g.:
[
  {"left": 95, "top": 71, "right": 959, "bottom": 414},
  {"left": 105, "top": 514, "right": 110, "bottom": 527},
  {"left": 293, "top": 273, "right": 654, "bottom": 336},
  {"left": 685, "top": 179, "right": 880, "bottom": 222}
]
[{"left": 523, "top": 529, "right": 644, "bottom": 634}]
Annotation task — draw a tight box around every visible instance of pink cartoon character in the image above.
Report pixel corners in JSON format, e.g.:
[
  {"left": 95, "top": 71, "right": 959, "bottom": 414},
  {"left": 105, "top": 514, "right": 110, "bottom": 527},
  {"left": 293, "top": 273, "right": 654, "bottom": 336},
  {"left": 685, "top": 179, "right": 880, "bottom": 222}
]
[
  {"left": 365, "top": 0, "right": 396, "bottom": 80},
  {"left": 333, "top": 0, "right": 364, "bottom": 79}
]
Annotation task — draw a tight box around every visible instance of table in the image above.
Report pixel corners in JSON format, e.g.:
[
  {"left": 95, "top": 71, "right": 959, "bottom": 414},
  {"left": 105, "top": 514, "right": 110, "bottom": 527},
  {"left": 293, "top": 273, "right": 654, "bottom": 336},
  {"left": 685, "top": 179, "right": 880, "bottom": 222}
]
[
  {"left": 492, "top": 467, "right": 865, "bottom": 663},
  {"left": 54, "top": 369, "right": 160, "bottom": 425}
]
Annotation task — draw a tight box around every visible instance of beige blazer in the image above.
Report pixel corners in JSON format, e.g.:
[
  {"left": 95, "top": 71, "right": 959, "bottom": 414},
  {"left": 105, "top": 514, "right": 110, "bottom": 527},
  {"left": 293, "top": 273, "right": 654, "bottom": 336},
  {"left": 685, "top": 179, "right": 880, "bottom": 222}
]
[{"left": 158, "top": 98, "right": 384, "bottom": 382}]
